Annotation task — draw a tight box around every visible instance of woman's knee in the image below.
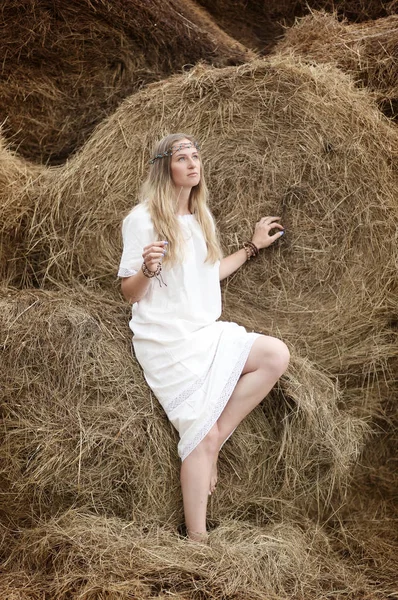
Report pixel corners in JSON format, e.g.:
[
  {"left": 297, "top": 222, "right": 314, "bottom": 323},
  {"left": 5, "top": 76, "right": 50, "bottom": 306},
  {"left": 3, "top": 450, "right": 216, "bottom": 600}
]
[{"left": 259, "top": 336, "right": 290, "bottom": 378}]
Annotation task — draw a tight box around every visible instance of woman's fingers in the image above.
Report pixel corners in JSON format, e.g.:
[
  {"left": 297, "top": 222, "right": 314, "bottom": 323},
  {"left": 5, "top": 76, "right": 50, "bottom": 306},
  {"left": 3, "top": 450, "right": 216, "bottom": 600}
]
[
  {"left": 143, "top": 250, "right": 165, "bottom": 263},
  {"left": 269, "top": 230, "right": 285, "bottom": 243},
  {"left": 143, "top": 241, "right": 168, "bottom": 258},
  {"left": 252, "top": 217, "right": 285, "bottom": 249},
  {"left": 143, "top": 241, "right": 168, "bottom": 252},
  {"left": 260, "top": 216, "right": 280, "bottom": 224},
  {"left": 267, "top": 223, "right": 284, "bottom": 231},
  {"left": 144, "top": 249, "right": 165, "bottom": 258},
  {"left": 142, "top": 240, "right": 168, "bottom": 271}
]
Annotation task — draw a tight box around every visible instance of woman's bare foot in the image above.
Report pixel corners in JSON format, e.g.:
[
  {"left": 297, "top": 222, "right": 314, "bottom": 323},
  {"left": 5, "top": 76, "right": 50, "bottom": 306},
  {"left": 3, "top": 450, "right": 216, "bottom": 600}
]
[
  {"left": 187, "top": 530, "right": 209, "bottom": 544},
  {"left": 209, "top": 460, "right": 218, "bottom": 495}
]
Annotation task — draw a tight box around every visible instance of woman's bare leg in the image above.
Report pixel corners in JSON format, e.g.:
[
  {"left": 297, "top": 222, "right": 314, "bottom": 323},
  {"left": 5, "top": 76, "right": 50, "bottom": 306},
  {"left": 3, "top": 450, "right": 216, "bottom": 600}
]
[
  {"left": 180, "top": 424, "right": 219, "bottom": 541},
  {"left": 211, "top": 336, "right": 290, "bottom": 490},
  {"left": 182, "top": 336, "right": 289, "bottom": 533}
]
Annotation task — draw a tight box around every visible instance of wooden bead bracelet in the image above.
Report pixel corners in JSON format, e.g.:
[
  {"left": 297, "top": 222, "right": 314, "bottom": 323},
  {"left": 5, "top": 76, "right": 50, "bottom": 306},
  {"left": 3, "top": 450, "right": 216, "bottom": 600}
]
[
  {"left": 141, "top": 261, "right": 162, "bottom": 278},
  {"left": 142, "top": 261, "right": 167, "bottom": 287},
  {"left": 243, "top": 241, "right": 259, "bottom": 260}
]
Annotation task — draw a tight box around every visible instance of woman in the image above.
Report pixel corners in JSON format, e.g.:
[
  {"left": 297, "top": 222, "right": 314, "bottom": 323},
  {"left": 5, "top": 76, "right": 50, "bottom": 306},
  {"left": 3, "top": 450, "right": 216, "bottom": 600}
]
[{"left": 118, "top": 133, "right": 289, "bottom": 542}]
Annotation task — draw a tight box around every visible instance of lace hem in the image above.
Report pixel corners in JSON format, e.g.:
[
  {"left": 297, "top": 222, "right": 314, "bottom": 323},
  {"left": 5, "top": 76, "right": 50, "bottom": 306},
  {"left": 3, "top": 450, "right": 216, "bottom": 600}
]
[
  {"left": 179, "top": 332, "right": 259, "bottom": 461},
  {"left": 118, "top": 267, "right": 138, "bottom": 278},
  {"left": 164, "top": 338, "right": 222, "bottom": 415},
  {"left": 165, "top": 369, "right": 208, "bottom": 415}
]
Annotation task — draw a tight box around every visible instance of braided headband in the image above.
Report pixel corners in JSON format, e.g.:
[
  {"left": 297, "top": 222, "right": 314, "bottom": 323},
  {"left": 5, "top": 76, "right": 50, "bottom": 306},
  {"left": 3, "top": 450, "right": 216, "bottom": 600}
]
[{"left": 149, "top": 141, "right": 200, "bottom": 164}]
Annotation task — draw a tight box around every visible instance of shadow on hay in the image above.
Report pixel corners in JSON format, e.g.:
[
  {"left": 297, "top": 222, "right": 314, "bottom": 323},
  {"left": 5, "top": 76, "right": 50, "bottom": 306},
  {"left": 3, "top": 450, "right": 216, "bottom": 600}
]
[
  {"left": 195, "top": 0, "right": 396, "bottom": 53},
  {"left": 0, "top": 0, "right": 253, "bottom": 165}
]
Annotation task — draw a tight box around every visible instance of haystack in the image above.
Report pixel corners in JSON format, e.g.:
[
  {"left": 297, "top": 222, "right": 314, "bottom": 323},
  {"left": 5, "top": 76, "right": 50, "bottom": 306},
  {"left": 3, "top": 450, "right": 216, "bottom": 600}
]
[
  {"left": 276, "top": 12, "right": 398, "bottom": 119},
  {"left": 299, "top": 0, "right": 395, "bottom": 21},
  {"left": 330, "top": 474, "right": 398, "bottom": 598},
  {"left": 1, "top": 54, "right": 397, "bottom": 599},
  {"left": 0, "top": 133, "right": 44, "bottom": 285},
  {"left": 0, "top": 287, "right": 364, "bottom": 529},
  {"left": 0, "top": 509, "right": 377, "bottom": 600},
  {"left": 0, "top": 0, "right": 253, "bottom": 164},
  {"left": 20, "top": 56, "right": 398, "bottom": 377},
  {"left": 195, "top": 0, "right": 286, "bottom": 52},
  {"left": 195, "top": 0, "right": 395, "bottom": 52}
]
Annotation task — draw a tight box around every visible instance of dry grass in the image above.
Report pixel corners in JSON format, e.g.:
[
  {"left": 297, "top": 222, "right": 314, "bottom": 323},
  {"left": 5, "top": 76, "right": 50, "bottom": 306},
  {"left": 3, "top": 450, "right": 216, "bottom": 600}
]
[
  {"left": 14, "top": 56, "right": 398, "bottom": 374},
  {"left": 0, "top": 508, "right": 381, "bottom": 600},
  {"left": 195, "top": 0, "right": 288, "bottom": 52},
  {"left": 0, "top": 287, "right": 365, "bottom": 528},
  {"left": 195, "top": 0, "right": 396, "bottom": 53},
  {"left": 277, "top": 11, "right": 398, "bottom": 119},
  {"left": 0, "top": 0, "right": 253, "bottom": 164},
  {"left": 0, "top": 133, "right": 44, "bottom": 284},
  {"left": 0, "top": 285, "right": 377, "bottom": 597},
  {"left": 302, "top": 0, "right": 396, "bottom": 21}
]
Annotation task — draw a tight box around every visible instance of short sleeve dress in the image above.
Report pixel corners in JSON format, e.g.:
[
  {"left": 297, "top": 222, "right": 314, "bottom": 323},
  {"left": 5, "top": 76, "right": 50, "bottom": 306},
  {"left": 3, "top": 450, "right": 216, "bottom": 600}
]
[{"left": 118, "top": 202, "right": 260, "bottom": 461}]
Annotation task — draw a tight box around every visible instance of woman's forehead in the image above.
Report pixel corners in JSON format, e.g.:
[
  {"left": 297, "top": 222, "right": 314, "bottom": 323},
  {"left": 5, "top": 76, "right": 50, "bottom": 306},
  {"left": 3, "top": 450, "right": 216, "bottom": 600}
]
[{"left": 171, "top": 140, "right": 199, "bottom": 155}]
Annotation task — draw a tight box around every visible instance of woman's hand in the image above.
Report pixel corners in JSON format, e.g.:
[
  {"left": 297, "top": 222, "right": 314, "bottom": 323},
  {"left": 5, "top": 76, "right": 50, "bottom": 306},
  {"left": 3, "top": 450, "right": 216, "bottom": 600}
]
[
  {"left": 251, "top": 217, "right": 284, "bottom": 250},
  {"left": 142, "top": 241, "right": 168, "bottom": 272}
]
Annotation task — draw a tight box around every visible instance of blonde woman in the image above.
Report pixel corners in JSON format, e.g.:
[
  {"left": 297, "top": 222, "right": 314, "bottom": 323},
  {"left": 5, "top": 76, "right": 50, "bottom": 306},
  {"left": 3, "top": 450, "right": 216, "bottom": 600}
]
[{"left": 118, "top": 133, "right": 289, "bottom": 542}]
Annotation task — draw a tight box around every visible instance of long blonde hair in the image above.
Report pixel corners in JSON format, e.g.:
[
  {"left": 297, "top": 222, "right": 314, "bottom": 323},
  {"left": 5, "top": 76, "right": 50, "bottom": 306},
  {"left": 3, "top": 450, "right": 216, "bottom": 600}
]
[{"left": 140, "top": 133, "right": 222, "bottom": 265}]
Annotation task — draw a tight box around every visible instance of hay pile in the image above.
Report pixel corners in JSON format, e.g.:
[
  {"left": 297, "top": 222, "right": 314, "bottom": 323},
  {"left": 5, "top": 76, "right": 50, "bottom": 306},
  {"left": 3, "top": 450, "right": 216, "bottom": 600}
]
[
  {"left": 0, "top": 286, "right": 372, "bottom": 598},
  {"left": 20, "top": 56, "right": 398, "bottom": 373},
  {"left": 300, "top": 0, "right": 395, "bottom": 21},
  {"left": 195, "top": 0, "right": 395, "bottom": 52},
  {"left": 0, "top": 133, "right": 44, "bottom": 284},
  {"left": 1, "top": 54, "right": 397, "bottom": 598},
  {"left": 0, "top": 0, "right": 253, "bottom": 165},
  {"left": 0, "top": 287, "right": 364, "bottom": 526},
  {"left": 195, "top": 0, "right": 286, "bottom": 52},
  {"left": 1, "top": 509, "right": 378, "bottom": 600},
  {"left": 277, "top": 11, "right": 398, "bottom": 119}
]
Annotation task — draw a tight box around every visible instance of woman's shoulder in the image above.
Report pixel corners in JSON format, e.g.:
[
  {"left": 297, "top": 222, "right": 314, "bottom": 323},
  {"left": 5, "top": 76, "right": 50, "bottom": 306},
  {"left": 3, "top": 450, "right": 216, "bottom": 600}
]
[{"left": 122, "top": 201, "right": 152, "bottom": 230}]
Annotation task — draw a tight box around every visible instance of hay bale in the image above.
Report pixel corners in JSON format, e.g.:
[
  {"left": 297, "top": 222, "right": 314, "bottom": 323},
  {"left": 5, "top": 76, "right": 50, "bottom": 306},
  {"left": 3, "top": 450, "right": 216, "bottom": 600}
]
[
  {"left": 194, "top": 0, "right": 286, "bottom": 53},
  {"left": 0, "top": 0, "right": 253, "bottom": 165},
  {"left": 328, "top": 480, "right": 398, "bottom": 599},
  {"left": 304, "top": 0, "right": 395, "bottom": 21},
  {"left": 0, "top": 509, "right": 377, "bottom": 600},
  {"left": 0, "top": 287, "right": 365, "bottom": 528},
  {"left": 0, "top": 287, "right": 176, "bottom": 524},
  {"left": 21, "top": 56, "right": 398, "bottom": 378},
  {"left": 195, "top": 1, "right": 395, "bottom": 53},
  {"left": 276, "top": 12, "right": 398, "bottom": 119},
  {"left": 0, "top": 132, "right": 44, "bottom": 285}
]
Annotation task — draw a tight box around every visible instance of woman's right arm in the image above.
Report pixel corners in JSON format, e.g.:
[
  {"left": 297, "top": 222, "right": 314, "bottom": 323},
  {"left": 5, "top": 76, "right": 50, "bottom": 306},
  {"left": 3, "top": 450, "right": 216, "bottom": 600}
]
[{"left": 120, "top": 240, "right": 167, "bottom": 304}]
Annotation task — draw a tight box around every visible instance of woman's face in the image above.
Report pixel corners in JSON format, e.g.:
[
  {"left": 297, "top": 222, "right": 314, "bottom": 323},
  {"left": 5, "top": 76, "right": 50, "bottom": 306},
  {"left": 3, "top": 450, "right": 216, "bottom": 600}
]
[{"left": 169, "top": 139, "right": 201, "bottom": 189}]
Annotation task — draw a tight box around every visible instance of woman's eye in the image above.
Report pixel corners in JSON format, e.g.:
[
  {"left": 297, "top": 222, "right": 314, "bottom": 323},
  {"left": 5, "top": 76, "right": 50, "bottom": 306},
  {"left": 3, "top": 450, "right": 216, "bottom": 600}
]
[{"left": 178, "top": 157, "right": 185, "bottom": 161}]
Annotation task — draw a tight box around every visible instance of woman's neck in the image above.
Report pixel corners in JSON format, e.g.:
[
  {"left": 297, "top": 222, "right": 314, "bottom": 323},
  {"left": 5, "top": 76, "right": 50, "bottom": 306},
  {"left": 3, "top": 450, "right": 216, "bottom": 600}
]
[{"left": 175, "top": 186, "right": 192, "bottom": 215}]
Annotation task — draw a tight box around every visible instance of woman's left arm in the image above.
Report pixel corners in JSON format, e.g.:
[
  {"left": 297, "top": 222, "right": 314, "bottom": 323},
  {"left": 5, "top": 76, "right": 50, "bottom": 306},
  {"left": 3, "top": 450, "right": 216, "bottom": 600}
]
[{"left": 219, "top": 216, "right": 284, "bottom": 281}]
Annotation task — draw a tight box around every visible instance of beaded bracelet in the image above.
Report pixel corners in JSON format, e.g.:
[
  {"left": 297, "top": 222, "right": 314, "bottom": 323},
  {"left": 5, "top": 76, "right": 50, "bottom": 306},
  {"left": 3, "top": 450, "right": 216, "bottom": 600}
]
[
  {"left": 243, "top": 241, "right": 259, "bottom": 260},
  {"left": 141, "top": 261, "right": 167, "bottom": 287},
  {"left": 142, "top": 261, "right": 161, "bottom": 278}
]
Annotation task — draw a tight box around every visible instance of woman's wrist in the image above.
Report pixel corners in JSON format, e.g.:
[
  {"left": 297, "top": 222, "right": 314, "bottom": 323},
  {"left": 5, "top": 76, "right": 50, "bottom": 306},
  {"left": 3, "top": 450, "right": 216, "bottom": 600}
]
[
  {"left": 141, "top": 261, "right": 167, "bottom": 288},
  {"left": 243, "top": 241, "right": 259, "bottom": 261},
  {"left": 142, "top": 261, "right": 161, "bottom": 278}
]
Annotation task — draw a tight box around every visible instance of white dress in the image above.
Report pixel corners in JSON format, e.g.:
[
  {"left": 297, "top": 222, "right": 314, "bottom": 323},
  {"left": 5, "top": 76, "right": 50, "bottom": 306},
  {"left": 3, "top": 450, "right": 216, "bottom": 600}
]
[{"left": 118, "top": 202, "right": 260, "bottom": 461}]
